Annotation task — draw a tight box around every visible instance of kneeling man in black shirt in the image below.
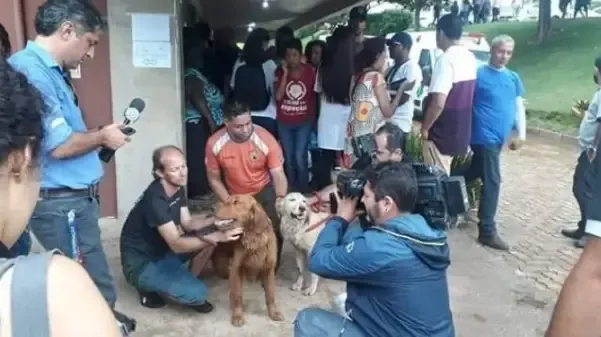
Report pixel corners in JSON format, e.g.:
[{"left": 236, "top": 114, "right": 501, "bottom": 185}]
[{"left": 120, "top": 145, "right": 242, "bottom": 313}]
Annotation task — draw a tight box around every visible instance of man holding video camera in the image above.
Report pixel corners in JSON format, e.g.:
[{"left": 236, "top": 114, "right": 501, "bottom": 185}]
[{"left": 295, "top": 160, "right": 454, "bottom": 337}]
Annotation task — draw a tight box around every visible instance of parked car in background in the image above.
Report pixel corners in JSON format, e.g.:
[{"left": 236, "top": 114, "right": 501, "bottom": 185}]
[{"left": 396, "top": 31, "right": 491, "bottom": 117}]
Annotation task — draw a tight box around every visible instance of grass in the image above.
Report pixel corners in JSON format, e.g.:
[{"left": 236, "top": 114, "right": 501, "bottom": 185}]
[{"left": 464, "top": 18, "right": 601, "bottom": 135}]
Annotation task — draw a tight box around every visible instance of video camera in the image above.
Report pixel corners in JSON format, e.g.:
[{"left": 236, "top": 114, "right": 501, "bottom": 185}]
[{"left": 329, "top": 160, "right": 469, "bottom": 230}]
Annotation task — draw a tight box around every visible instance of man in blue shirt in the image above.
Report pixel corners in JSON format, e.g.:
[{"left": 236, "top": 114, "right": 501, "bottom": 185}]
[
  {"left": 462, "top": 34, "right": 526, "bottom": 250},
  {"left": 8, "top": 0, "right": 130, "bottom": 307},
  {"left": 295, "top": 162, "right": 454, "bottom": 337}
]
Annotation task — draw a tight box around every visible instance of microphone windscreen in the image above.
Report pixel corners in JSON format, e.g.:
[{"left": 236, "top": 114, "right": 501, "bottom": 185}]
[{"left": 129, "top": 98, "right": 146, "bottom": 112}]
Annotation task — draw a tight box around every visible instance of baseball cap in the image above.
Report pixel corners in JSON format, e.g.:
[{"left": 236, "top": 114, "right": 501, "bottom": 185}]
[
  {"left": 386, "top": 32, "right": 413, "bottom": 49},
  {"left": 349, "top": 6, "right": 368, "bottom": 21}
]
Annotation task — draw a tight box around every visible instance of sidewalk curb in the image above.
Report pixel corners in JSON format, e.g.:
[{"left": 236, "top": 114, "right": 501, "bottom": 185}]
[{"left": 527, "top": 126, "right": 578, "bottom": 146}]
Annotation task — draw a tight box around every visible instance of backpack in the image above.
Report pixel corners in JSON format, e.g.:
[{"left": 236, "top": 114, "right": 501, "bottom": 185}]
[{"left": 234, "top": 63, "right": 270, "bottom": 111}]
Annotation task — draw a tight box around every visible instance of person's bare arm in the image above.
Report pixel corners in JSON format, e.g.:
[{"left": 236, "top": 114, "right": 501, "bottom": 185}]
[
  {"left": 47, "top": 256, "right": 122, "bottom": 337},
  {"left": 275, "top": 71, "right": 288, "bottom": 101},
  {"left": 398, "top": 81, "right": 417, "bottom": 106},
  {"left": 223, "top": 74, "right": 232, "bottom": 98},
  {"left": 374, "top": 83, "right": 405, "bottom": 118},
  {"left": 270, "top": 167, "right": 288, "bottom": 198},
  {"left": 186, "top": 76, "right": 217, "bottom": 130},
  {"left": 207, "top": 169, "right": 231, "bottom": 202},
  {"left": 545, "top": 237, "right": 601, "bottom": 337},
  {"left": 421, "top": 93, "right": 448, "bottom": 131},
  {"left": 421, "top": 54, "right": 453, "bottom": 134},
  {"left": 157, "top": 221, "right": 214, "bottom": 253}
]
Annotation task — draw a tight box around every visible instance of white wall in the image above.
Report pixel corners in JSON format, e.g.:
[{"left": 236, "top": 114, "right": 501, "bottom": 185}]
[{"left": 107, "top": 0, "right": 184, "bottom": 218}]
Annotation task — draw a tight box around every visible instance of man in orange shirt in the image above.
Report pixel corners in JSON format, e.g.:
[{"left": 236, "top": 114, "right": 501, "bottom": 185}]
[{"left": 205, "top": 102, "right": 288, "bottom": 265}]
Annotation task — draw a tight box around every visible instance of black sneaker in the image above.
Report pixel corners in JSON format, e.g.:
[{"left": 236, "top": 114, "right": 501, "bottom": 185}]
[
  {"left": 478, "top": 234, "right": 509, "bottom": 251},
  {"left": 138, "top": 290, "right": 166, "bottom": 309},
  {"left": 113, "top": 309, "right": 137, "bottom": 335},
  {"left": 561, "top": 228, "right": 585, "bottom": 240},
  {"left": 190, "top": 301, "right": 214, "bottom": 313}
]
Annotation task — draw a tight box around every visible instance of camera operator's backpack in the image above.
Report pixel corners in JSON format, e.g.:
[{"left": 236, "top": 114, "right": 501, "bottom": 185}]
[{"left": 234, "top": 63, "right": 270, "bottom": 111}]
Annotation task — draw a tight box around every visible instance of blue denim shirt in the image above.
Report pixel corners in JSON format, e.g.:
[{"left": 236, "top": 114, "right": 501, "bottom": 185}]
[{"left": 8, "top": 41, "right": 103, "bottom": 189}]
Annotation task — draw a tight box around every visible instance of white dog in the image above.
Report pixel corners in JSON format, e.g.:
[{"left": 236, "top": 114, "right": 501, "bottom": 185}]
[{"left": 278, "top": 192, "right": 331, "bottom": 296}]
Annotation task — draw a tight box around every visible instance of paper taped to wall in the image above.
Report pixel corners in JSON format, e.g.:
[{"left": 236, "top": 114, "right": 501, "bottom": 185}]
[{"left": 131, "top": 13, "right": 172, "bottom": 68}]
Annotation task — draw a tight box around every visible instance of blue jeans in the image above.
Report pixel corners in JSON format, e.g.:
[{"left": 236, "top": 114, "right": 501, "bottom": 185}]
[
  {"left": 462, "top": 144, "right": 502, "bottom": 236},
  {"left": 278, "top": 121, "right": 313, "bottom": 191},
  {"left": 136, "top": 254, "right": 208, "bottom": 305},
  {"left": 28, "top": 196, "right": 117, "bottom": 307},
  {"left": 9, "top": 229, "right": 32, "bottom": 256},
  {"left": 295, "top": 307, "right": 366, "bottom": 337}
]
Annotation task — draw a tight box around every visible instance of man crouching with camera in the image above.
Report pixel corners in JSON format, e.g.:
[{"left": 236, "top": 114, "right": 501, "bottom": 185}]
[{"left": 294, "top": 161, "right": 455, "bottom": 337}]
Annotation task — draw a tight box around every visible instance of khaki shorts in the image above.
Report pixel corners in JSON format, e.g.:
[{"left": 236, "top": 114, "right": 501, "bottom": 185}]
[{"left": 422, "top": 140, "right": 453, "bottom": 175}]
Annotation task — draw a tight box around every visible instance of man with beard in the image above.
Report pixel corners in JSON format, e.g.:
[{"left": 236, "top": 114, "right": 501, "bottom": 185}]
[
  {"left": 205, "top": 102, "right": 288, "bottom": 266},
  {"left": 294, "top": 161, "right": 454, "bottom": 337},
  {"left": 120, "top": 146, "right": 242, "bottom": 312}
]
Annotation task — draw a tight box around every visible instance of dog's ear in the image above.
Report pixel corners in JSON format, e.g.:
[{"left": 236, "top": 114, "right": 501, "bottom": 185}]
[{"left": 251, "top": 200, "right": 273, "bottom": 232}]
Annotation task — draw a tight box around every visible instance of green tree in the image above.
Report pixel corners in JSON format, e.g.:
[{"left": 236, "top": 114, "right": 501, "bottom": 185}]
[
  {"left": 378, "top": 0, "right": 436, "bottom": 31},
  {"left": 365, "top": 11, "right": 413, "bottom": 36}
]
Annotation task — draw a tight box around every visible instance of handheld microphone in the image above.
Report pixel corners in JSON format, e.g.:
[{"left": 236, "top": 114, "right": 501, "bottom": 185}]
[{"left": 99, "top": 98, "right": 146, "bottom": 163}]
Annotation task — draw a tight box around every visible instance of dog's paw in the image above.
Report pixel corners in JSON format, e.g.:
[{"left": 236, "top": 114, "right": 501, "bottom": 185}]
[
  {"left": 231, "top": 315, "right": 246, "bottom": 327},
  {"left": 290, "top": 279, "right": 303, "bottom": 291},
  {"left": 268, "top": 310, "right": 285, "bottom": 322},
  {"left": 302, "top": 286, "right": 318, "bottom": 296}
]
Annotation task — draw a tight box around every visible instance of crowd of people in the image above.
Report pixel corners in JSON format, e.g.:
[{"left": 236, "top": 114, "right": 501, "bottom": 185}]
[{"left": 3, "top": 0, "right": 601, "bottom": 336}]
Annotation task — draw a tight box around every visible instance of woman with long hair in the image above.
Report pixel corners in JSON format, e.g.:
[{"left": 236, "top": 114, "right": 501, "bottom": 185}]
[
  {"left": 311, "top": 27, "right": 354, "bottom": 189},
  {"left": 0, "top": 22, "right": 32, "bottom": 257},
  {"left": 0, "top": 62, "right": 122, "bottom": 337},
  {"left": 230, "top": 28, "right": 278, "bottom": 137},
  {"left": 343, "top": 37, "right": 408, "bottom": 168}
]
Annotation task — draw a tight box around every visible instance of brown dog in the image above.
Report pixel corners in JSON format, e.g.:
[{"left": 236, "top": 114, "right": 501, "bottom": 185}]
[{"left": 212, "top": 194, "right": 284, "bottom": 327}]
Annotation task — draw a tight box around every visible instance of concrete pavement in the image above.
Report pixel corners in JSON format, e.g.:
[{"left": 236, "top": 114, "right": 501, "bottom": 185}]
[{"left": 32, "top": 134, "right": 582, "bottom": 336}]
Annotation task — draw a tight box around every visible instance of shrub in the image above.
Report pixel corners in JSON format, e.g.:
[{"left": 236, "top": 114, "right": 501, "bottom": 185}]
[{"left": 365, "top": 11, "right": 413, "bottom": 37}]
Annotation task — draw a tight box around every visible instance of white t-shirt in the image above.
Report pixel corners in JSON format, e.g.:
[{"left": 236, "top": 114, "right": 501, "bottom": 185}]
[
  {"left": 314, "top": 72, "right": 351, "bottom": 151},
  {"left": 386, "top": 60, "right": 423, "bottom": 133},
  {"left": 230, "top": 59, "right": 277, "bottom": 119},
  {"left": 429, "top": 45, "right": 478, "bottom": 97}
]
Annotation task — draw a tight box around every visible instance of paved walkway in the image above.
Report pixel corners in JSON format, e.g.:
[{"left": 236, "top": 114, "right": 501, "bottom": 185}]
[{"left": 33, "top": 134, "right": 582, "bottom": 336}]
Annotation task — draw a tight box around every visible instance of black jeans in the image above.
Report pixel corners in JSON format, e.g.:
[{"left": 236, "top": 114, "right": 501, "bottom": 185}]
[
  {"left": 462, "top": 144, "right": 502, "bottom": 236},
  {"left": 186, "top": 119, "right": 211, "bottom": 198},
  {"left": 253, "top": 184, "right": 284, "bottom": 268},
  {"left": 311, "top": 149, "right": 338, "bottom": 191},
  {"left": 572, "top": 151, "right": 601, "bottom": 233}
]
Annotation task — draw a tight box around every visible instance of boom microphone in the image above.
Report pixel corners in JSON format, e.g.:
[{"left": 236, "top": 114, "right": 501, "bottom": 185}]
[{"left": 99, "top": 98, "right": 146, "bottom": 163}]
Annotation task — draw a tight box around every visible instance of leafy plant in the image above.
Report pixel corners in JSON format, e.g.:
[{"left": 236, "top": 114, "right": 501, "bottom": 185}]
[
  {"left": 405, "top": 132, "right": 481, "bottom": 207},
  {"left": 572, "top": 99, "right": 589, "bottom": 120},
  {"left": 365, "top": 11, "right": 413, "bottom": 36}
]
